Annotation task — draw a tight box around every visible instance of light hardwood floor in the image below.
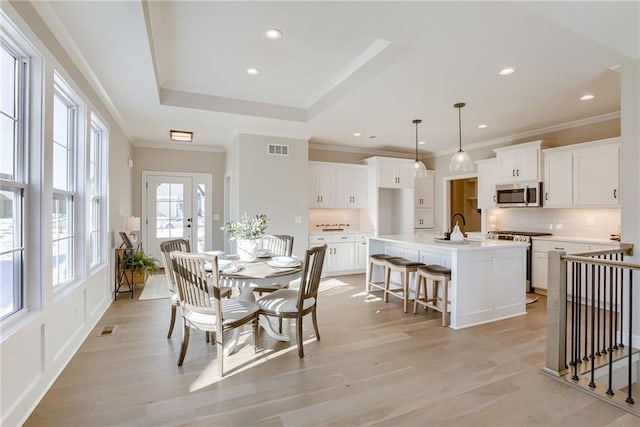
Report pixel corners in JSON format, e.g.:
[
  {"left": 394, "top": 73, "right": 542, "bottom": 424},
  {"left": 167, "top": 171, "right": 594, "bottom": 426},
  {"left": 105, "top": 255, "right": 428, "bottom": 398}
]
[{"left": 26, "top": 274, "right": 638, "bottom": 426}]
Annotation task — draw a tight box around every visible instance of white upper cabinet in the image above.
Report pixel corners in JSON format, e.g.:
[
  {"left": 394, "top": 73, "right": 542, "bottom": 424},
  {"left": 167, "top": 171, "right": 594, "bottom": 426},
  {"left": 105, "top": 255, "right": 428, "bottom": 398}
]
[
  {"left": 365, "top": 156, "right": 414, "bottom": 189},
  {"left": 494, "top": 141, "right": 542, "bottom": 183},
  {"left": 309, "top": 163, "right": 337, "bottom": 208},
  {"left": 476, "top": 158, "right": 498, "bottom": 209},
  {"left": 573, "top": 139, "right": 620, "bottom": 207},
  {"left": 414, "top": 171, "right": 434, "bottom": 229},
  {"left": 308, "top": 162, "right": 367, "bottom": 209},
  {"left": 336, "top": 166, "right": 368, "bottom": 208},
  {"left": 414, "top": 171, "right": 434, "bottom": 208},
  {"left": 542, "top": 149, "right": 573, "bottom": 208}
]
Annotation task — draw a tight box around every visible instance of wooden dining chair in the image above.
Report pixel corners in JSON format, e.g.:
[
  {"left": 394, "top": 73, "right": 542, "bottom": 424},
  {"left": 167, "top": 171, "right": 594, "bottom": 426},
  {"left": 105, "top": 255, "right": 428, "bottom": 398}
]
[
  {"left": 256, "top": 244, "right": 327, "bottom": 358},
  {"left": 160, "top": 239, "right": 231, "bottom": 339},
  {"left": 253, "top": 234, "right": 295, "bottom": 294},
  {"left": 261, "top": 234, "right": 294, "bottom": 257},
  {"left": 171, "top": 251, "right": 259, "bottom": 376}
]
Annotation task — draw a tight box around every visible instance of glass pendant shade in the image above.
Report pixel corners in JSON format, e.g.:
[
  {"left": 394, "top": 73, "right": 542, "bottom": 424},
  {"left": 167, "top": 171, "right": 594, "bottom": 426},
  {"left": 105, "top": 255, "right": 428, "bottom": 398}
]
[
  {"left": 413, "top": 159, "right": 427, "bottom": 178},
  {"left": 412, "top": 118, "right": 427, "bottom": 178},
  {"left": 449, "top": 102, "right": 473, "bottom": 172},
  {"left": 448, "top": 150, "right": 474, "bottom": 172}
]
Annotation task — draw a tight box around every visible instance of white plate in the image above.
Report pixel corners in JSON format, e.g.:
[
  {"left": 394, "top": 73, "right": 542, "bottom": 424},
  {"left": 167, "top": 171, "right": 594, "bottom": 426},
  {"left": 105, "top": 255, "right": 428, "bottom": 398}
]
[
  {"left": 267, "top": 256, "right": 301, "bottom": 268},
  {"left": 220, "top": 264, "right": 242, "bottom": 274}
]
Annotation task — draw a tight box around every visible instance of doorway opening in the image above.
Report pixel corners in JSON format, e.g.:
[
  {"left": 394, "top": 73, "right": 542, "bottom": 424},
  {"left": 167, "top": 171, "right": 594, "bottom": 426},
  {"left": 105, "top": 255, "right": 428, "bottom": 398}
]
[{"left": 447, "top": 176, "right": 481, "bottom": 235}]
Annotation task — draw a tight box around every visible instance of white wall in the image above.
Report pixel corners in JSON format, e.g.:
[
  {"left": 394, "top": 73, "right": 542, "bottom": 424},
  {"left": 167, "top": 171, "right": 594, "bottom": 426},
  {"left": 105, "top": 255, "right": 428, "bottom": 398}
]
[
  {"left": 226, "top": 134, "right": 309, "bottom": 258},
  {"left": 620, "top": 59, "right": 640, "bottom": 346},
  {"left": 0, "top": 3, "right": 132, "bottom": 425}
]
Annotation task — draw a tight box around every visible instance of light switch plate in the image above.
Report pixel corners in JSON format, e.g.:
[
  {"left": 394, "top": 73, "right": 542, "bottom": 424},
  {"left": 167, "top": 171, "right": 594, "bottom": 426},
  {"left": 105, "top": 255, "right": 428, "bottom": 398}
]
[
  {"left": 213, "top": 214, "right": 220, "bottom": 221},
  {"left": 294, "top": 216, "right": 302, "bottom": 224}
]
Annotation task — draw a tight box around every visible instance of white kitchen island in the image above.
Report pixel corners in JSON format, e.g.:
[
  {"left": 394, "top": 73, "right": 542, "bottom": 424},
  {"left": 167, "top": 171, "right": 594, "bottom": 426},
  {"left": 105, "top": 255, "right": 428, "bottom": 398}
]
[{"left": 367, "top": 234, "right": 528, "bottom": 329}]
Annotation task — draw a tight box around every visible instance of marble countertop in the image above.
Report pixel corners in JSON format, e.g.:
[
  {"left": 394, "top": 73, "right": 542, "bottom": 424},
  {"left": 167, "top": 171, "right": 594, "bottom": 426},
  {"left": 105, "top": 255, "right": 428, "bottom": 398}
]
[
  {"left": 531, "top": 235, "right": 621, "bottom": 245},
  {"left": 371, "top": 233, "right": 527, "bottom": 251}
]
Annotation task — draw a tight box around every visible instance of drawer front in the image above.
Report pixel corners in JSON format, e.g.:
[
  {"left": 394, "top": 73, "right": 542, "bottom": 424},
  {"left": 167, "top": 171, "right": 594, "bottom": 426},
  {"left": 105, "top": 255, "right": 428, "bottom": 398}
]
[
  {"left": 309, "top": 233, "right": 356, "bottom": 244},
  {"left": 309, "top": 234, "right": 331, "bottom": 244},
  {"left": 532, "top": 240, "right": 589, "bottom": 254}
]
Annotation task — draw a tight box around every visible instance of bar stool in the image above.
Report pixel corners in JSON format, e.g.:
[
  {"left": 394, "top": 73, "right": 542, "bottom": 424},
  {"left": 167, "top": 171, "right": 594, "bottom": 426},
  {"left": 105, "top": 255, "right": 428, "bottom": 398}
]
[
  {"left": 367, "top": 254, "right": 394, "bottom": 293},
  {"left": 384, "top": 257, "right": 425, "bottom": 313},
  {"left": 414, "top": 265, "right": 452, "bottom": 326}
]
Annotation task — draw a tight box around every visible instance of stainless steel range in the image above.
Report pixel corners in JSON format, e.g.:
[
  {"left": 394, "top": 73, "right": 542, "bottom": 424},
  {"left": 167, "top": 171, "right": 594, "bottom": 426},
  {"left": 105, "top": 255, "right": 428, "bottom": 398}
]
[{"left": 487, "top": 230, "right": 552, "bottom": 303}]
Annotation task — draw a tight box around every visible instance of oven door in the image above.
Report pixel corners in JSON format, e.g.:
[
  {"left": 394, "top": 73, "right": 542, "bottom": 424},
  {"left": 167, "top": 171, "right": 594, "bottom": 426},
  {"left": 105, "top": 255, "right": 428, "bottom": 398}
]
[{"left": 496, "top": 182, "right": 542, "bottom": 207}]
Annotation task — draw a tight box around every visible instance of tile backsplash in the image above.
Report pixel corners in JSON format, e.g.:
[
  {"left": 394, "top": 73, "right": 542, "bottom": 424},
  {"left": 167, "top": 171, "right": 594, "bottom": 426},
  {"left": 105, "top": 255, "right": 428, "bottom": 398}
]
[{"left": 486, "top": 207, "right": 620, "bottom": 239}]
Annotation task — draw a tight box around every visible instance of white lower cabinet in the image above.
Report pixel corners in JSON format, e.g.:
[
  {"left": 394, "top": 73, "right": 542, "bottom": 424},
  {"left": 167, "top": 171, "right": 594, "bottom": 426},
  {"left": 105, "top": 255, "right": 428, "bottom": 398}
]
[
  {"left": 309, "top": 232, "right": 372, "bottom": 276},
  {"left": 532, "top": 239, "right": 618, "bottom": 291}
]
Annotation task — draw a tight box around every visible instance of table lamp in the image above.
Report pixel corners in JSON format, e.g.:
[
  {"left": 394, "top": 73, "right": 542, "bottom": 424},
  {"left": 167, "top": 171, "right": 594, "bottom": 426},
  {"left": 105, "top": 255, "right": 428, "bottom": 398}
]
[{"left": 126, "top": 216, "right": 141, "bottom": 243}]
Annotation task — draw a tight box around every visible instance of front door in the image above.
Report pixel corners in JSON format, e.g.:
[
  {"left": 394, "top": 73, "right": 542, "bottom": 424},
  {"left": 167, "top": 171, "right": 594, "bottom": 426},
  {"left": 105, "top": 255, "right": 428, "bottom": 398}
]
[{"left": 143, "top": 173, "right": 212, "bottom": 259}]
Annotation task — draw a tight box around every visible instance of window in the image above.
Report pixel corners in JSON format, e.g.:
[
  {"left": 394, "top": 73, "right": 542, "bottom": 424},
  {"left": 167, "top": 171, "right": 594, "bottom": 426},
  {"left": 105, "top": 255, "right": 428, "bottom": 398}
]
[
  {"left": 0, "top": 37, "right": 28, "bottom": 320},
  {"left": 52, "top": 75, "right": 79, "bottom": 287},
  {"left": 88, "top": 114, "right": 106, "bottom": 267}
]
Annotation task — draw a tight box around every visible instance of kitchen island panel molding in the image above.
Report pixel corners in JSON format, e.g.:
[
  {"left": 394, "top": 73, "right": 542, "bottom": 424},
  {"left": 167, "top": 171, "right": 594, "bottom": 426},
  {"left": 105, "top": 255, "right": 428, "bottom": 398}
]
[{"left": 368, "top": 234, "right": 527, "bottom": 329}]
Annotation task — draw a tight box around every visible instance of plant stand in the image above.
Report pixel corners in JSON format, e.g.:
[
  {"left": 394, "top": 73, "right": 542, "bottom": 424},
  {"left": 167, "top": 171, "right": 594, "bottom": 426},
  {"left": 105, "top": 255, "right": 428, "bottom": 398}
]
[{"left": 114, "top": 248, "right": 136, "bottom": 299}]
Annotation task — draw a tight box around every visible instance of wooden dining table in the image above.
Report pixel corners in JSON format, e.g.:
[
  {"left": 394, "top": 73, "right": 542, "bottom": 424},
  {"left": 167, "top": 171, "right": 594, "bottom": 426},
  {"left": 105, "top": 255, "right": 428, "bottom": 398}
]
[{"left": 217, "top": 256, "right": 303, "bottom": 355}]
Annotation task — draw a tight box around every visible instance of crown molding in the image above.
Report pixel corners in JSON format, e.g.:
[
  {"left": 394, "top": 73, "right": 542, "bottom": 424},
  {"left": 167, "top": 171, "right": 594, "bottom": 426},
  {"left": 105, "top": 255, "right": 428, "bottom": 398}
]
[
  {"left": 309, "top": 142, "right": 412, "bottom": 158},
  {"left": 132, "top": 141, "right": 225, "bottom": 153},
  {"left": 430, "top": 111, "right": 621, "bottom": 158}
]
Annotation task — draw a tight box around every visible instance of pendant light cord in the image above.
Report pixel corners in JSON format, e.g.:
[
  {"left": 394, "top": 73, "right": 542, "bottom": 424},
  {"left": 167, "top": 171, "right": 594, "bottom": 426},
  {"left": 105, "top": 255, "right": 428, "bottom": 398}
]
[
  {"left": 458, "top": 106, "right": 462, "bottom": 152},
  {"left": 415, "top": 121, "right": 419, "bottom": 160}
]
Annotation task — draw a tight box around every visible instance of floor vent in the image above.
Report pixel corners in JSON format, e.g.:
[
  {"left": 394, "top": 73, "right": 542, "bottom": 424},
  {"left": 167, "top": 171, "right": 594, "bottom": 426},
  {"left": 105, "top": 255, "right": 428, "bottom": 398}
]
[
  {"left": 267, "top": 144, "right": 289, "bottom": 156},
  {"left": 99, "top": 325, "right": 117, "bottom": 336}
]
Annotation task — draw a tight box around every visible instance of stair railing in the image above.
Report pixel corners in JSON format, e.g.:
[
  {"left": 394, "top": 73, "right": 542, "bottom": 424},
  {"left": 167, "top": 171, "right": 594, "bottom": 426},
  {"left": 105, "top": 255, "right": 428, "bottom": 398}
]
[{"left": 543, "top": 243, "right": 639, "bottom": 414}]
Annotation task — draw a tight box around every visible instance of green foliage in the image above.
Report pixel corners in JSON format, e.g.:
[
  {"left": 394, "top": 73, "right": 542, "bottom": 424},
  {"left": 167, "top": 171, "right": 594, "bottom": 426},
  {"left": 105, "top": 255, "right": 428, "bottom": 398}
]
[
  {"left": 221, "top": 213, "right": 267, "bottom": 239},
  {"left": 121, "top": 250, "right": 158, "bottom": 272}
]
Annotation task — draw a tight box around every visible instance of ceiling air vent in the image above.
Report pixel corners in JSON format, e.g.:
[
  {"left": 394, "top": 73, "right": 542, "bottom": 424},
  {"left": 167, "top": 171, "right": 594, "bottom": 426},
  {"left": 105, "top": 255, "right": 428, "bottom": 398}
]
[{"left": 267, "top": 144, "right": 289, "bottom": 156}]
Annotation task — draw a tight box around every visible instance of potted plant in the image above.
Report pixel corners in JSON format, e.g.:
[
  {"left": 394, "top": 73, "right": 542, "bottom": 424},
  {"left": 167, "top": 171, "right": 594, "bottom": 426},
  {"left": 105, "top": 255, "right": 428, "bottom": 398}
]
[
  {"left": 120, "top": 250, "right": 158, "bottom": 285},
  {"left": 221, "top": 213, "right": 267, "bottom": 261}
]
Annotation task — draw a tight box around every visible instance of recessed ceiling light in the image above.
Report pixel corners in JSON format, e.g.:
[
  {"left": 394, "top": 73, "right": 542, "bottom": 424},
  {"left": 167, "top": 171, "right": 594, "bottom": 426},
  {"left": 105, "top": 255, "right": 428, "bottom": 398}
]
[
  {"left": 353, "top": 132, "right": 361, "bottom": 137},
  {"left": 247, "top": 68, "right": 259, "bottom": 75},
  {"left": 170, "top": 130, "right": 193, "bottom": 142},
  {"left": 499, "top": 67, "right": 516, "bottom": 76},
  {"left": 419, "top": 140, "right": 426, "bottom": 145},
  {"left": 265, "top": 28, "right": 283, "bottom": 40},
  {"left": 478, "top": 124, "right": 487, "bottom": 129},
  {"left": 580, "top": 94, "right": 595, "bottom": 101}
]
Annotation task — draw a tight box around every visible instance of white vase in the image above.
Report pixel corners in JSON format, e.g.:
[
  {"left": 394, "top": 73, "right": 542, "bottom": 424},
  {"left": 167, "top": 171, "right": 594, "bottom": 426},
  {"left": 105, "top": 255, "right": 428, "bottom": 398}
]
[{"left": 236, "top": 238, "right": 260, "bottom": 261}]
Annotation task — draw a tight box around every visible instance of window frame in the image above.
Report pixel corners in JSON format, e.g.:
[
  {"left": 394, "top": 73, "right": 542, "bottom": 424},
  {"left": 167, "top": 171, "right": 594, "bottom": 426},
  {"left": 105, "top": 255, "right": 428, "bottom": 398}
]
[
  {"left": 0, "top": 34, "right": 29, "bottom": 322},
  {"left": 88, "top": 113, "right": 107, "bottom": 271},
  {"left": 51, "top": 73, "right": 82, "bottom": 289}
]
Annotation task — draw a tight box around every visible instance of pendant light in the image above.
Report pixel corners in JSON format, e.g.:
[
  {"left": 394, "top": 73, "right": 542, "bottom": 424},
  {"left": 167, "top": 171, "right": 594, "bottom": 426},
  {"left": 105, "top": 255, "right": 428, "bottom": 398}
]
[
  {"left": 412, "top": 119, "right": 427, "bottom": 178},
  {"left": 448, "top": 102, "right": 474, "bottom": 172}
]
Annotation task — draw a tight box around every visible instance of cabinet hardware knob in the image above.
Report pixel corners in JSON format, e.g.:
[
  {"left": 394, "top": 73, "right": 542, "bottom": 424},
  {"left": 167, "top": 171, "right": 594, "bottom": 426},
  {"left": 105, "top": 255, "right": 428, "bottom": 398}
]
[
  {"left": 614, "top": 189, "right": 617, "bottom": 198},
  {"left": 554, "top": 247, "right": 565, "bottom": 250},
  {"left": 545, "top": 193, "right": 548, "bottom": 200},
  {"left": 512, "top": 169, "right": 515, "bottom": 176}
]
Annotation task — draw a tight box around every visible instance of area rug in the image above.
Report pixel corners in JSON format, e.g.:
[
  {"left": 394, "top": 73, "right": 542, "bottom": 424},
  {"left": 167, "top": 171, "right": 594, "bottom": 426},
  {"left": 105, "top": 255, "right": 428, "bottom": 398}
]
[{"left": 139, "top": 274, "right": 172, "bottom": 300}]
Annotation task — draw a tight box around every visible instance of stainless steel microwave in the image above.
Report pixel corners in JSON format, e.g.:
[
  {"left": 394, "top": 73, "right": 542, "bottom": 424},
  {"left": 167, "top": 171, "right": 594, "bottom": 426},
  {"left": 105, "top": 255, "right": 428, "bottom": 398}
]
[{"left": 495, "top": 181, "right": 543, "bottom": 207}]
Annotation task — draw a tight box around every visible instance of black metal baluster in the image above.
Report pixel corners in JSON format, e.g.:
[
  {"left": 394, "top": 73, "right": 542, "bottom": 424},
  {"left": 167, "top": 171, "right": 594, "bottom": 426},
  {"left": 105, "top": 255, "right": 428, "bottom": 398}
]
[
  {"left": 589, "top": 262, "right": 596, "bottom": 388},
  {"left": 613, "top": 254, "right": 622, "bottom": 350},
  {"left": 619, "top": 253, "right": 625, "bottom": 349},
  {"left": 583, "top": 262, "right": 589, "bottom": 362},
  {"left": 602, "top": 259, "right": 608, "bottom": 355},
  {"left": 565, "top": 261, "right": 569, "bottom": 369},
  {"left": 596, "top": 258, "right": 602, "bottom": 357},
  {"left": 571, "top": 262, "right": 579, "bottom": 381},
  {"left": 577, "top": 262, "right": 583, "bottom": 364},
  {"left": 626, "top": 269, "right": 634, "bottom": 404},
  {"left": 606, "top": 262, "right": 614, "bottom": 396}
]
